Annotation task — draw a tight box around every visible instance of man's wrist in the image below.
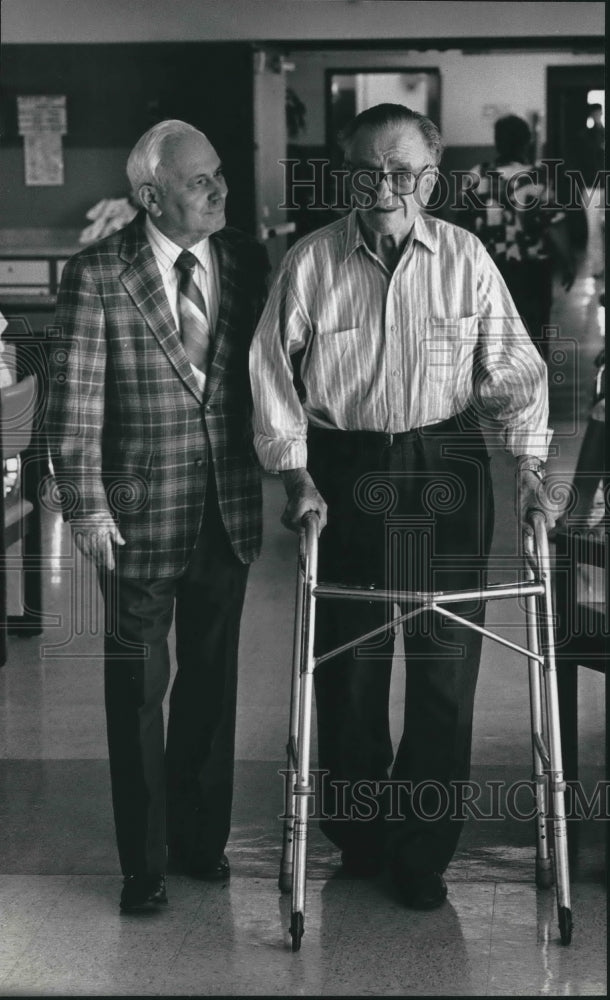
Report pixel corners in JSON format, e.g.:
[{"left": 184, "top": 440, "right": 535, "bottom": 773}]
[
  {"left": 69, "top": 511, "right": 114, "bottom": 525},
  {"left": 280, "top": 467, "right": 310, "bottom": 491}
]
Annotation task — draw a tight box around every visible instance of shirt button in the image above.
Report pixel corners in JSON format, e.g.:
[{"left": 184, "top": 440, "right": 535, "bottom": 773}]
[
  {"left": 392, "top": 368, "right": 401, "bottom": 376},
  {"left": 195, "top": 458, "right": 204, "bottom": 467},
  {"left": 390, "top": 325, "right": 397, "bottom": 332}
]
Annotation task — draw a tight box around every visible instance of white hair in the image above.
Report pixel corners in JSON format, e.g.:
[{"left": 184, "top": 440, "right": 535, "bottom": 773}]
[{"left": 126, "top": 119, "right": 204, "bottom": 206}]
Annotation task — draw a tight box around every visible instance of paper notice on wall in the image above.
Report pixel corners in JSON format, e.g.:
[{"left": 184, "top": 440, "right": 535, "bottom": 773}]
[
  {"left": 17, "top": 95, "right": 67, "bottom": 187},
  {"left": 23, "top": 133, "right": 65, "bottom": 186},
  {"left": 17, "top": 95, "right": 67, "bottom": 135}
]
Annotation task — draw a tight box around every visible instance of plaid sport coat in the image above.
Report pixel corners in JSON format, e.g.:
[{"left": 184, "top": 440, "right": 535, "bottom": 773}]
[{"left": 47, "top": 211, "right": 268, "bottom": 577}]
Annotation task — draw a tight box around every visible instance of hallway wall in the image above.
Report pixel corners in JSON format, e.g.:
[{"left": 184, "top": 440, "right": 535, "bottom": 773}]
[
  {"left": 288, "top": 48, "right": 604, "bottom": 150},
  {"left": 0, "top": 1, "right": 603, "bottom": 230}
]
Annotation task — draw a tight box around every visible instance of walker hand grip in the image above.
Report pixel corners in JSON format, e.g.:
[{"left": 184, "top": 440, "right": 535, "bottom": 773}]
[
  {"left": 298, "top": 511, "right": 320, "bottom": 565},
  {"left": 300, "top": 510, "right": 321, "bottom": 541},
  {"left": 300, "top": 510, "right": 320, "bottom": 529},
  {"left": 524, "top": 510, "right": 549, "bottom": 570}
]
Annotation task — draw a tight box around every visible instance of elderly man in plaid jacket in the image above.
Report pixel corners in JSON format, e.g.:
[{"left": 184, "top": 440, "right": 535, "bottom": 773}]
[{"left": 47, "top": 120, "right": 268, "bottom": 913}]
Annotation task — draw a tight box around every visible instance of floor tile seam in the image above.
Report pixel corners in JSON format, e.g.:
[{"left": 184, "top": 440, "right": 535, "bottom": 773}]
[
  {"left": 153, "top": 919, "right": 195, "bottom": 977},
  {"left": 0, "top": 869, "right": 119, "bottom": 877},
  {"left": 0, "top": 756, "right": 109, "bottom": 763}
]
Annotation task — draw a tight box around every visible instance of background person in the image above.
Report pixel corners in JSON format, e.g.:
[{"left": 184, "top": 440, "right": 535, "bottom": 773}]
[{"left": 462, "top": 114, "right": 575, "bottom": 361}]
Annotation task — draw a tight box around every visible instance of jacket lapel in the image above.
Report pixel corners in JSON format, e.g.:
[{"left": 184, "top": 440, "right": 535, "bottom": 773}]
[
  {"left": 118, "top": 213, "right": 204, "bottom": 403},
  {"left": 204, "top": 231, "right": 239, "bottom": 404}
]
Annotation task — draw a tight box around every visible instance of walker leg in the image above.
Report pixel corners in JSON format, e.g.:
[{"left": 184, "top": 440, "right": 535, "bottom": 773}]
[
  {"left": 291, "top": 777, "right": 310, "bottom": 952},
  {"left": 525, "top": 568, "right": 553, "bottom": 889},
  {"left": 290, "top": 638, "right": 315, "bottom": 951},
  {"left": 279, "top": 559, "right": 306, "bottom": 894},
  {"left": 279, "top": 736, "right": 297, "bottom": 895},
  {"left": 289, "top": 515, "right": 319, "bottom": 951},
  {"left": 539, "top": 554, "right": 572, "bottom": 944},
  {"left": 531, "top": 517, "right": 573, "bottom": 944},
  {"left": 290, "top": 624, "right": 316, "bottom": 949}
]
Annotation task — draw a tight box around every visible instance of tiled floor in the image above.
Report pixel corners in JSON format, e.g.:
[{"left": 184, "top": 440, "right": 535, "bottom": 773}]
[{"left": 0, "top": 265, "right": 606, "bottom": 996}]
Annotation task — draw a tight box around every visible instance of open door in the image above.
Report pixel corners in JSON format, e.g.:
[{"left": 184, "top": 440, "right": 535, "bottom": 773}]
[
  {"left": 547, "top": 64, "right": 605, "bottom": 167},
  {"left": 546, "top": 64, "right": 605, "bottom": 246},
  {"left": 253, "top": 47, "right": 295, "bottom": 275}
]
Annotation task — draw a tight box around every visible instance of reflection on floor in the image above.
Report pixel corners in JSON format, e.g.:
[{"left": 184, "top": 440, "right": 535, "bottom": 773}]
[{"left": 0, "top": 270, "right": 606, "bottom": 996}]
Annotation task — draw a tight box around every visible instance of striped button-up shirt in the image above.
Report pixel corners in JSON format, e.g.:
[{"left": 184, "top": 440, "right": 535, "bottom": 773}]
[{"left": 250, "top": 210, "right": 551, "bottom": 471}]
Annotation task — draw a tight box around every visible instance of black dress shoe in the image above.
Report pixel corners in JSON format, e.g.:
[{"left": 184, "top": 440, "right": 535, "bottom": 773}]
[
  {"left": 187, "top": 853, "right": 231, "bottom": 882},
  {"left": 341, "top": 849, "right": 385, "bottom": 878},
  {"left": 395, "top": 870, "right": 448, "bottom": 910},
  {"left": 120, "top": 874, "right": 167, "bottom": 913}
]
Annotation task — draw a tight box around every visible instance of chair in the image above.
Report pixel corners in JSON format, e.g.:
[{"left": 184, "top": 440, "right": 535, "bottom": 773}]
[{"left": 0, "top": 373, "right": 44, "bottom": 666}]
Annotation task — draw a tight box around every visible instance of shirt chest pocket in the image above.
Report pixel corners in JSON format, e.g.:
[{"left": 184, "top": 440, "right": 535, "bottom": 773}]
[{"left": 423, "top": 315, "right": 478, "bottom": 383}]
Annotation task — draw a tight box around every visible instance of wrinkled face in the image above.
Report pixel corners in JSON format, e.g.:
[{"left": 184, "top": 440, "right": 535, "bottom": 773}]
[
  {"left": 140, "top": 132, "right": 227, "bottom": 247},
  {"left": 344, "top": 122, "right": 438, "bottom": 242}
]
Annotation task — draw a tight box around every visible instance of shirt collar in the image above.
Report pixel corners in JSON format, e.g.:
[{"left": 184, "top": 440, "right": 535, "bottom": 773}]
[
  {"left": 145, "top": 214, "right": 211, "bottom": 274},
  {"left": 342, "top": 209, "right": 438, "bottom": 262}
]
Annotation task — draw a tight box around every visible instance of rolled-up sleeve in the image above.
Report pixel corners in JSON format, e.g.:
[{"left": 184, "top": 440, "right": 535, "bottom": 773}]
[
  {"left": 249, "top": 263, "right": 311, "bottom": 471},
  {"left": 475, "top": 244, "right": 552, "bottom": 459}
]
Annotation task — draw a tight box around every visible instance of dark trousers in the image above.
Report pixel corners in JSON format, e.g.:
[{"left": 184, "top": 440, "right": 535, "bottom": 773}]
[
  {"left": 308, "top": 414, "right": 494, "bottom": 875},
  {"left": 98, "top": 469, "right": 249, "bottom": 876}
]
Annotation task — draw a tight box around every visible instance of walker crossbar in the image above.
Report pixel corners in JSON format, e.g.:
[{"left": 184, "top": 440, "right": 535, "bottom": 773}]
[
  {"left": 280, "top": 510, "right": 572, "bottom": 952},
  {"left": 314, "top": 580, "right": 545, "bottom": 603},
  {"left": 315, "top": 593, "right": 546, "bottom": 668}
]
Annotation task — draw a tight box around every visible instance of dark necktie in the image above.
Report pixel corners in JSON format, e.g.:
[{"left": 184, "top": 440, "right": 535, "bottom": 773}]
[{"left": 175, "top": 249, "right": 211, "bottom": 373}]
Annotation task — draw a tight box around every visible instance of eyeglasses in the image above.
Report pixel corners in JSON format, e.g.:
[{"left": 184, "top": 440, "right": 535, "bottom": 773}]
[{"left": 343, "top": 162, "right": 434, "bottom": 195}]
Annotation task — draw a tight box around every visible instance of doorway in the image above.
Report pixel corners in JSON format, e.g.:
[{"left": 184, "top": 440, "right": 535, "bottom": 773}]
[
  {"left": 252, "top": 47, "right": 293, "bottom": 274},
  {"left": 546, "top": 64, "right": 605, "bottom": 246}
]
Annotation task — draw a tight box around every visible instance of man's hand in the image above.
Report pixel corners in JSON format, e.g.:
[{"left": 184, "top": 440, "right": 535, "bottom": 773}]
[
  {"left": 515, "top": 457, "right": 558, "bottom": 537},
  {"left": 280, "top": 468, "right": 328, "bottom": 533},
  {"left": 71, "top": 512, "right": 126, "bottom": 571}
]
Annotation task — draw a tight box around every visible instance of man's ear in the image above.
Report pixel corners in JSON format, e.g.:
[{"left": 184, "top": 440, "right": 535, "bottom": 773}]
[
  {"left": 420, "top": 166, "right": 439, "bottom": 207},
  {"left": 139, "top": 183, "right": 161, "bottom": 216}
]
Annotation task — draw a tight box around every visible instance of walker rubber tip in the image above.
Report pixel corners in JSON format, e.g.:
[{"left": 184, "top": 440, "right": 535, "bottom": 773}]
[
  {"left": 558, "top": 905, "right": 573, "bottom": 945},
  {"left": 290, "top": 911, "right": 304, "bottom": 951}
]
